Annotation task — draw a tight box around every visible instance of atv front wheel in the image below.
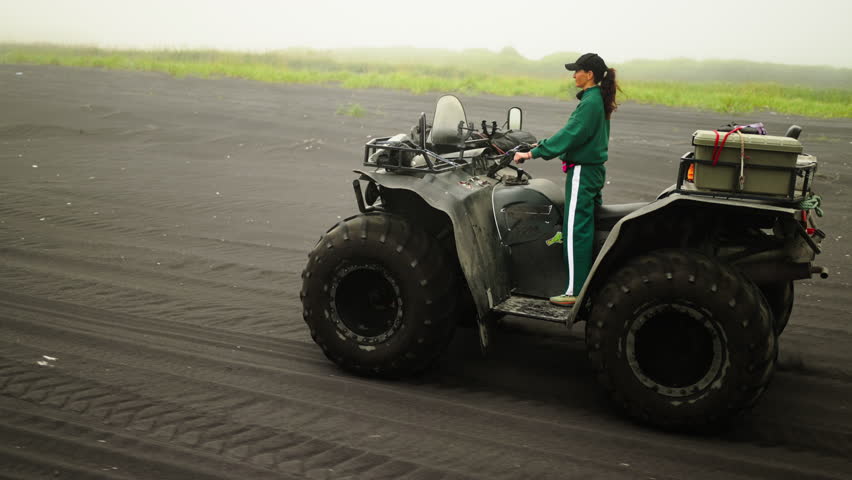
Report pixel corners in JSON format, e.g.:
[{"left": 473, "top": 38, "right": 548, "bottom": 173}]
[
  {"left": 301, "top": 213, "right": 457, "bottom": 378},
  {"left": 585, "top": 249, "right": 776, "bottom": 430}
]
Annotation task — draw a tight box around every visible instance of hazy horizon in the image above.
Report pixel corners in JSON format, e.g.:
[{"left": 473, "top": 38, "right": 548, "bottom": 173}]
[{"left": 3, "top": 0, "right": 851, "bottom": 68}]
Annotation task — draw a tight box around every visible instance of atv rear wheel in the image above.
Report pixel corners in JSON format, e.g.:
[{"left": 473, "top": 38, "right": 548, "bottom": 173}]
[
  {"left": 585, "top": 249, "right": 776, "bottom": 430},
  {"left": 301, "top": 213, "right": 457, "bottom": 378}
]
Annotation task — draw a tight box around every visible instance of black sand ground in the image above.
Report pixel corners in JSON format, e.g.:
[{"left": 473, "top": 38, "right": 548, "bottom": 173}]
[{"left": 1, "top": 65, "right": 852, "bottom": 479}]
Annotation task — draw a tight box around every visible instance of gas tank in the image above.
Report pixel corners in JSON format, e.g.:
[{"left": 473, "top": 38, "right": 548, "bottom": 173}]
[
  {"left": 491, "top": 179, "right": 566, "bottom": 298},
  {"left": 492, "top": 178, "right": 564, "bottom": 245}
]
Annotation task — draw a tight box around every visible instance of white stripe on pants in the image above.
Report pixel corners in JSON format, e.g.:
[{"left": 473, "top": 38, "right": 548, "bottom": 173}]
[{"left": 565, "top": 165, "right": 582, "bottom": 296}]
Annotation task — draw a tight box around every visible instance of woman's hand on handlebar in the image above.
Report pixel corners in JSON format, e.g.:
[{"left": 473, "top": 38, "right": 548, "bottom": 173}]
[{"left": 513, "top": 151, "right": 533, "bottom": 164}]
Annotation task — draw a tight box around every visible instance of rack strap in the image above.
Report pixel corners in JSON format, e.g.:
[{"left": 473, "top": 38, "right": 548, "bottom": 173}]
[{"left": 711, "top": 126, "right": 744, "bottom": 166}]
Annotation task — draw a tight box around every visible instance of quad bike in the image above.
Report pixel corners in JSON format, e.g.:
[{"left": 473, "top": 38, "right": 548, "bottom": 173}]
[{"left": 300, "top": 94, "right": 827, "bottom": 430}]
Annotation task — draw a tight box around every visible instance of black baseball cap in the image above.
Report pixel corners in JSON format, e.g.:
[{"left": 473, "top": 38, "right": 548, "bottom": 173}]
[{"left": 565, "top": 53, "right": 608, "bottom": 75}]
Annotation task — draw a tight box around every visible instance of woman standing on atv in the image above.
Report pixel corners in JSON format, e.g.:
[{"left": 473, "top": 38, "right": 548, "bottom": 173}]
[{"left": 514, "top": 53, "right": 619, "bottom": 306}]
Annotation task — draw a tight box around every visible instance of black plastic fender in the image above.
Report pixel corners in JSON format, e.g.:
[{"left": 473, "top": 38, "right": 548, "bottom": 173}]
[
  {"left": 355, "top": 167, "right": 513, "bottom": 318},
  {"left": 570, "top": 194, "right": 804, "bottom": 324}
]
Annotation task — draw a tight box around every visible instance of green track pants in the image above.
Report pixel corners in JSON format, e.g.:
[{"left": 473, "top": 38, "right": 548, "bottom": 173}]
[{"left": 562, "top": 163, "right": 606, "bottom": 296}]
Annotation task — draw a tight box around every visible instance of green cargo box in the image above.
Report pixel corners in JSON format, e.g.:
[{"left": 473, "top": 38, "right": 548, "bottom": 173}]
[{"left": 692, "top": 130, "right": 803, "bottom": 196}]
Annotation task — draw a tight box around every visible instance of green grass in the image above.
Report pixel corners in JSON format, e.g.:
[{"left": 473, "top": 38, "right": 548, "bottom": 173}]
[
  {"left": 336, "top": 103, "right": 366, "bottom": 117},
  {"left": 3, "top": 44, "right": 851, "bottom": 118},
  {"left": 623, "top": 82, "right": 852, "bottom": 118}
]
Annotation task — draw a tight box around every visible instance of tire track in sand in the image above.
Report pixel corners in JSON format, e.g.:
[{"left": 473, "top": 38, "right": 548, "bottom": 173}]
[
  {"left": 0, "top": 396, "right": 290, "bottom": 480},
  {"left": 1, "top": 292, "right": 850, "bottom": 479},
  {"left": 0, "top": 356, "right": 474, "bottom": 480}
]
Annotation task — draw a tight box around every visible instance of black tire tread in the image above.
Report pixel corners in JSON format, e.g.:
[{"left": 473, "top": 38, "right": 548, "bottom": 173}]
[
  {"left": 585, "top": 249, "right": 776, "bottom": 430},
  {"left": 301, "top": 213, "right": 457, "bottom": 378}
]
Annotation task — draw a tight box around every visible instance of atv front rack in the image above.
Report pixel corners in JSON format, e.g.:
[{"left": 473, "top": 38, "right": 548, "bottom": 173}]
[
  {"left": 363, "top": 136, "right": 464, "bottom": 173},
  {"left": 675, "top": 152, "right": 818, "bottom": 205}
]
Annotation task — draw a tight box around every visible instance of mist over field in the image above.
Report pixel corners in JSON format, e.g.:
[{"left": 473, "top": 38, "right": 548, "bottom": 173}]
[
  {"left": 2, "top": 0, "right": 851, "bottom": 115},
  {"left": 5, "top": 43, "right": 852, "bottom": 88},
  {"left": 2, "top": 0, "right": 851, "bottom": 68},
  {"left": 276, "top": 46, "right": 852, "bottom": 89}
]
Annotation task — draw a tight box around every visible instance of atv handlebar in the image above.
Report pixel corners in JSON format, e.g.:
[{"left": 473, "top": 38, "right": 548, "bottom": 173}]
[{"left": 486, "top": 143, "right": 533, "bottom": 180}]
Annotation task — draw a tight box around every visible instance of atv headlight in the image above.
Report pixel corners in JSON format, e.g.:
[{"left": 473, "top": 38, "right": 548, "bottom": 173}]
[{"left": 365, "top": 181, "right": 380, "bottom": 206}]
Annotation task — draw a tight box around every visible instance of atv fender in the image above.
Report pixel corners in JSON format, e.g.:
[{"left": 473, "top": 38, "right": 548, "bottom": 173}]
[
  {"left": 568, "top": 194, "right": 803, "bottom": 324},
  {"left": 355, "top": 168, "right": 511, "bottom": 318}
]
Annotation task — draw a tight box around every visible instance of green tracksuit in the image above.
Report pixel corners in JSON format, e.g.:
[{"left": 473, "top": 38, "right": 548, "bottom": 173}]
[{"left": 530, "top": 86, "right": 609, "bottom": 296}]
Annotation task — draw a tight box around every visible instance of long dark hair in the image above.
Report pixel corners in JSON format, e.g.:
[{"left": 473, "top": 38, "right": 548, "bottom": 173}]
[{"left": 597, "top": 67, "right": 621, "bottom": 120}]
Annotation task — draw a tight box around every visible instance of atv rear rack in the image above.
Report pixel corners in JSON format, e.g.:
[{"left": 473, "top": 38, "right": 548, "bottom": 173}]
[{"left": 675, "top": 152, "right": 817, "bottom": 205}]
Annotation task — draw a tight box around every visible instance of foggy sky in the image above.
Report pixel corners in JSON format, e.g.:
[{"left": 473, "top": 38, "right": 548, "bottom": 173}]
[{"left": 2, "top": 0, "right": 851, "bottom": 68}]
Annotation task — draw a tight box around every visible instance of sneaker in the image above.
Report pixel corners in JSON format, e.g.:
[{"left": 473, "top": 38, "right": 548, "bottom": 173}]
[{"left": 549, "top": 294, "right": 577, "bottom": 306}]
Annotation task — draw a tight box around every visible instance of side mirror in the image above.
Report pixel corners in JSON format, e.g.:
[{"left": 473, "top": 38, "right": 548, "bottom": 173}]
[{"left": 507, "top": 107, "right": 523, "bottom": 131}]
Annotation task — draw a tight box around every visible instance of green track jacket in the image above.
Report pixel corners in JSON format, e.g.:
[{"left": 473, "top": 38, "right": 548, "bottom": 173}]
[{"left": 530, "top": 86, "right": 609, "bottom": 165}]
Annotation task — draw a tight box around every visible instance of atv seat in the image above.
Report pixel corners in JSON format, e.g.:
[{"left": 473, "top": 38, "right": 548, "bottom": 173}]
[
  {"left": 595, "top": 202, "right": 649, "bottom": 230},
  {"left": 428, "top": 94, "right": 468, "bottom": 154}
]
